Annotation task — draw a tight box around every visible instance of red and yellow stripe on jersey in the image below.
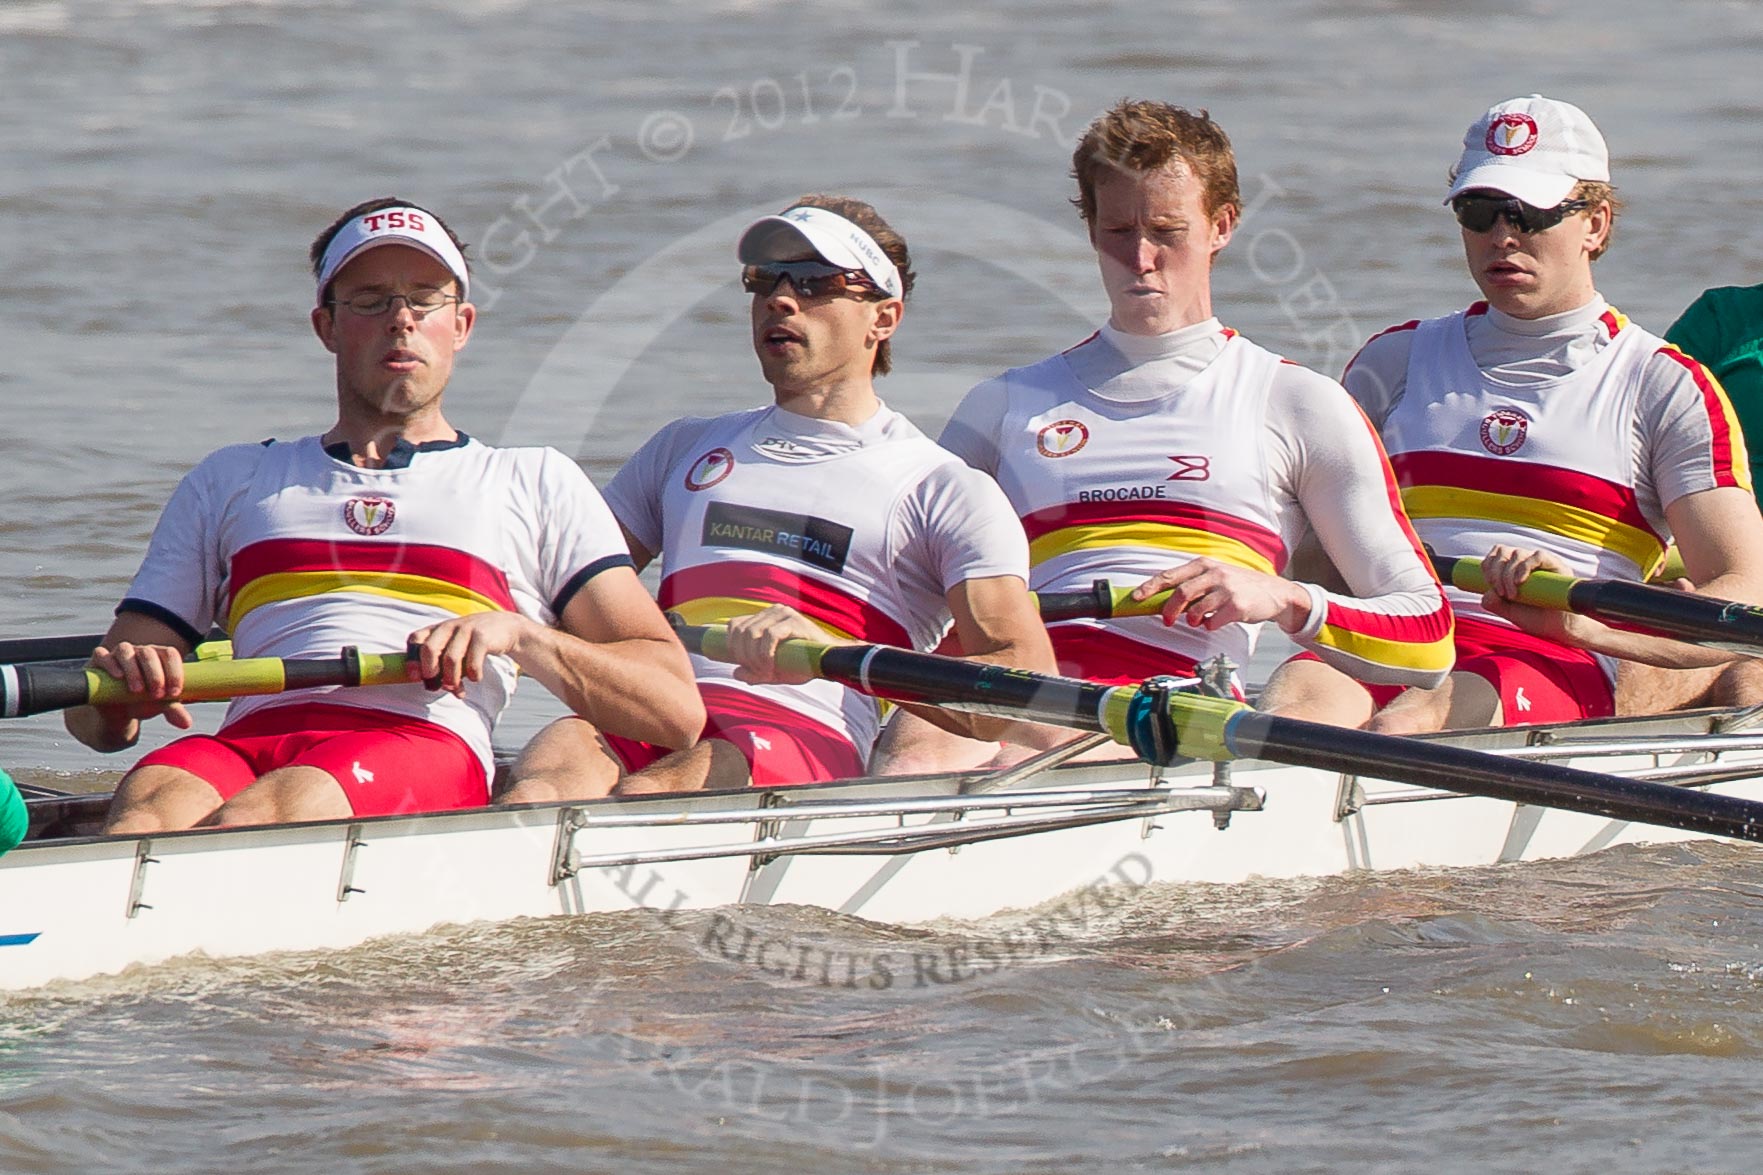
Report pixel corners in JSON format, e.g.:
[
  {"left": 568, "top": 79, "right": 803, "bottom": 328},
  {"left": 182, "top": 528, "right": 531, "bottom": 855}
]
[
  {"left": 1021, "top": 499, "right": 1288, "bottom": 577},
  {"left": 1309, "top": 409, "right": 1455, "bottom": 676},
  {"left": 227, "top": 538, "right": 518, "bottom": 633},
  {"left": 659, "top": 562, "right": 913, "bottom": 649},
  {"left": 1395, "top": 451, "right": 1670, "bottom": 576}
]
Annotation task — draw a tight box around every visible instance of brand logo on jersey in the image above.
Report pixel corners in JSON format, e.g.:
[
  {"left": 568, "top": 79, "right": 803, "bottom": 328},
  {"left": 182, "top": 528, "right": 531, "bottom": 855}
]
[
  {"left": 685, "top": 448, "right": 735, "bottom": 491},
  {"left": 1036, "top": 420, "right": 1089, "bottom": 458},
  {"left": 342, "top": 497, "right": 396, "bottom": 536},
  {"left": 1479, "top": 407, "right": 1530, "bottom": 455},
  {"left": 1485, "top": 113, "right": 1539, "bottom": 156},
  {"left": 754, "top": 435, "right": 812, "bottom": 460},
  {"left": 702, "top": 502, "right": 854, "bottom": 573},
  {"left": 1166, "top": 455, "right": 1211, "bottom": 481}
]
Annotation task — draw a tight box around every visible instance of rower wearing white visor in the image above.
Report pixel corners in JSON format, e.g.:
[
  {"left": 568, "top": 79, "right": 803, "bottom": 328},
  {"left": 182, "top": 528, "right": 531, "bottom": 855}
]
[
  {"left": 502, "top": 194, "right": 1058, "bottom": 801},
  {"left": 71, "top": 197, "right": 701, "bottom": 832},
  {"left": 1280, "top": 95, "right": 1763, "bottom": 731},
  {"left": 878, "top": 99, "right": 1455, "bottom": 773}
]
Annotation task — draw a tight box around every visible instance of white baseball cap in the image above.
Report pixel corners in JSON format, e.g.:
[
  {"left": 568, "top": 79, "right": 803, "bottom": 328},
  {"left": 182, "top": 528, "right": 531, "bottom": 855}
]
[
  {"left": 736, "top": 205, "right": 903, "bottom": 298},
  {"left": 1444, "top": 95, "right": 1610, "bottom": 208},
  {"left": 316, "top": 205, "right": 470, "bottom": 304}
]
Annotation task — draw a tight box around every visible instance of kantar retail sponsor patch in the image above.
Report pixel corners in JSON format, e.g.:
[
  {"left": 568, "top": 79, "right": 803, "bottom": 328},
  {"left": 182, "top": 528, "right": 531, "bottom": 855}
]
[{"left": 701, "top": 502, "right": 854, "bottom": 573}]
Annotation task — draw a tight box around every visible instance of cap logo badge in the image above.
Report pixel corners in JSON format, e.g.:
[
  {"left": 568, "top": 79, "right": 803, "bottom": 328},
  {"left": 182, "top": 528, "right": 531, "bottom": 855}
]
[
  {"left": 685, "top": 448, "right": 736, "bottom": 491},
  {"left": 1035, "top": 420, "right": 1090, "bottom": 458},
  {"left": 1479, "top": 407, "right": 1530, "bottom": 456},
  {"left": 1486, "top": 113, "right": 1539, "bottom": 156},
  {"left": 342, "top": 497, "right": 397, "bottom": 536}
]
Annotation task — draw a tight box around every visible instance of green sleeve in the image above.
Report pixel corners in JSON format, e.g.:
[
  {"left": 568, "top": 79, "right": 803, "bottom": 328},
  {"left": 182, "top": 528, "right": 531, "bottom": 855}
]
[
  {"left": 0, "top": 770, "right": 24, "bottom": 856},
  {"left": 1665, "top": 290, "right": 1723, "bottom": 360}
]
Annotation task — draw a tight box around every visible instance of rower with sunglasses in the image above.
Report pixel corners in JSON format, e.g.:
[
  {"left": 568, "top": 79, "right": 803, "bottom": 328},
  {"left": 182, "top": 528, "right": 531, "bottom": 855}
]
[
  {"left": 1295, "top": 95, "right": 1763, "bottom": 731},
  {"left": 501, "top": 195, "right": 1056, "bottom": 800},
  {"left": 72, "top": 198, "right": 703, "bottom": 832}
]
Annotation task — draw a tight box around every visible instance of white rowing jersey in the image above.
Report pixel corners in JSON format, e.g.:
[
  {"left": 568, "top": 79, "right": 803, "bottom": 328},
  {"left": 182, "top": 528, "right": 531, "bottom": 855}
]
[
  {"left": 941, "top": 321, "right": 1453, "bottom": 687},
  {"left": 121, "top": 434, "right": 634, "bottom": 774},
  {"left": 607, "top": 402, "right": 1029, "bottom": 752},
  {"left": 1348, "top": 300, "right": 1750, "bottom": 646}
]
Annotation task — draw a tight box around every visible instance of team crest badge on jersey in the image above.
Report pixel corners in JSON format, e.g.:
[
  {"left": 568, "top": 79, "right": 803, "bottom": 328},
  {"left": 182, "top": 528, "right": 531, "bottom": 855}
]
[
  {"left": 1486, "top": 113, "right": 1539, "bottom": 156},
  {"left": 342, "top": 497, "right": 396, "bottom": 536},
  {"left": 1479, "top": 407, "right": 1530, "bottom": 455},
  {"left": 685, "top": 448, "right": 735, "bottom": 491},
  {"left": 1036, "top": 420, "right": 1089, "bottom": 458}
]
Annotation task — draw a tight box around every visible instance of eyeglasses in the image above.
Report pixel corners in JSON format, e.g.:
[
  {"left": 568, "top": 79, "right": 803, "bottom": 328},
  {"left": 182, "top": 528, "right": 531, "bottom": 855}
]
[
  {"left": 740, "top": 261, "right": 884, "bottom": 300},
  {"left": 1450, "top": 194, "right": 1590, "bottom": 235},
  {"left": 328, "top": 289, "right": 461, "bottom": 317}
]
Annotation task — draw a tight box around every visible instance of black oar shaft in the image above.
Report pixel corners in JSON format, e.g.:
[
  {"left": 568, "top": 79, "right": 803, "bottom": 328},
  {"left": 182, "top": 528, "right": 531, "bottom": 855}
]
[
  {"left": 816, "top": 643, "right": 1119, "bottom": 730},
  {"left": 1431, "top": 552, "right": 1763, "bottom": 654},
  {"left": 1229, "top": 712, "right": 1763, "bottom": 844},
  {"left": 0, "top": 634, "right": 104, "bottom": 664},
  {"left": 679, "top": 622, "right": 1763, "bottom": 845}
]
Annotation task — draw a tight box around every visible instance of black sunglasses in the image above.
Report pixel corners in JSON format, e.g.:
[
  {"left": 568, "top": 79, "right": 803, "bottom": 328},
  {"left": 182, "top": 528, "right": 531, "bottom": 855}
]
[
  {"left": 741, "top": 261, "right": 884, "bottom": 299},
  {"left": 1451, "top": 193, "right": 1590, "bottom": 234}
]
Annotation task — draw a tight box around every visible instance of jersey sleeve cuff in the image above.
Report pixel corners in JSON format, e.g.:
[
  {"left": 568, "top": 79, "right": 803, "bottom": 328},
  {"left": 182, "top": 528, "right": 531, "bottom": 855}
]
[
  {"left": 551, "top": 554, "right": 638, "bottom": 617},
  {"left": 1288, "top": 583, "right": 1329, "bottom": 643},
  {"left": 116, "top": 598, "right": 207, "bottom": 648}
]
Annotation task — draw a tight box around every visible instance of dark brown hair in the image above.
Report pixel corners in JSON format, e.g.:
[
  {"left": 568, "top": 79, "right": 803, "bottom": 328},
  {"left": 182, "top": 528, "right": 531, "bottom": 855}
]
[{"left": 787, "top": 193, "right": 914, "bottom": 376}]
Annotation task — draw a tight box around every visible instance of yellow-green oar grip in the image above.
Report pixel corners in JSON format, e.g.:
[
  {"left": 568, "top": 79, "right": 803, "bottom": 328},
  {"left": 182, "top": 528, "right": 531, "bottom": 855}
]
[
  {"left": 1106, "top": 585, "right": 1172, "bottom": 619},
  {"left": 1445, "top": 558, "right": 1577, "bottom": 610},
  {"left": 85, "top": 658, "right": 290, "bottom": 706},
  {"left": 357, "top": 652, "right": 415, "bottom": 686},
  {"left": 693, "top": 626, "right": 827, "bottom": 680}
]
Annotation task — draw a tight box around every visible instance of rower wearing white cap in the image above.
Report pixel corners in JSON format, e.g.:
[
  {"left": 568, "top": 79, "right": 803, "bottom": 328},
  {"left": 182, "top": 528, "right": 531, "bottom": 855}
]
[
  {"left": 502, "top": 194, "right": 1057, "bottom": 800},
  {"left": 1282, "top": 95, "right": 1763, "bottom": 731},
  {"left": 71, "top": 197, "right": 702, "bottom": 831}
]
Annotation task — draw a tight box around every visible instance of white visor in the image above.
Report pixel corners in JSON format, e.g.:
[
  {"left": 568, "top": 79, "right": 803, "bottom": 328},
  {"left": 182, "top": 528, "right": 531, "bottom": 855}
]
[
  {"left": 316, "top": 206, "right": 470, "bottom": 304},
  {"left": 736, "top": 206, "right": 902, "bottom": 298}
]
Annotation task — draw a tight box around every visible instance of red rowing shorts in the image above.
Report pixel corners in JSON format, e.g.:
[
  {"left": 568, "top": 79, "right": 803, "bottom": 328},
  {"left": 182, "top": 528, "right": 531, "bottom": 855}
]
[
  {"left": 1286, "top": 615, "right": 1614, "bottom": 726},
  {"left": 131, "top": 701, "right": 488, "bottom": 815},
  {"left": 605, "top": 683, "right": 867, "bottom": 786}
]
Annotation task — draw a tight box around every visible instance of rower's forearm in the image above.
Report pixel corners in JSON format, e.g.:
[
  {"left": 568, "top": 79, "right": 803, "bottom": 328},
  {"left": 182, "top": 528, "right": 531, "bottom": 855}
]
[
  {"left": 64, "top": 704, "right": 138, "bottom": 754},
  {"left": 1579, "top": 625, "right": 1743, "bottom": 669},
  {"left": 907, "top": 635, "right": 1058, "bottom": 742},
  {"left": 518, "top": 631, "right": 704, "bottom": 750}
]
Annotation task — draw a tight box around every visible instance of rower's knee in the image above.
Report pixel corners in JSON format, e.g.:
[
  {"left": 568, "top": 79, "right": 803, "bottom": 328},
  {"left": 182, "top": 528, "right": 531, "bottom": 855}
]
[
  {"left": 1258, "top": 660, "right": 1374, "bottom": 727},
  {"left": 617, "top": 740, "right": 747, "bottom": 795},
  {"left": 204, "top": 767, "right": 348, "bottom": 828},
  {"left": 103, "top": 766, "right": 222, "bottom": 835},
  {"left": 503, "top": 717, "right": 622, "bottom": 803},
  {"left": 1709, "top": 659, "right": 1763, "bottom": 708},
  {"left": 870, "top": 713, "right": 996, "bottom": 776}
]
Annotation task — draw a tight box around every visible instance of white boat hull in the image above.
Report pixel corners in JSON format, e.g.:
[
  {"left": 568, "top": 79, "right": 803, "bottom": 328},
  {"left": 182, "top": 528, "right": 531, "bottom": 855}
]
[{"left": 4, "top": 709, "right": 1762, "bottom": 992}]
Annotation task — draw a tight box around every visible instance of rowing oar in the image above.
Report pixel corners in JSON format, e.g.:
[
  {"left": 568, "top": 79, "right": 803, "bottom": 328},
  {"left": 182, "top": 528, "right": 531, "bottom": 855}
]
[
  {"left": 676, "top": 623, "right": 1763, "bottom": 844},
  {"left": 1033, "top": 579, "right": 1171, "bottom": 623},
  {"left": 1430, "top": 553, "right": 1763, "bottom": 655},
  {"left": 0, "top": 628, "right": 234, "bottom": 666},
  {"left": 0, "top": 647, "right": 413, "bottom": 720},
  {"left": 0, "top": 633, "right": 107, "bottom": 664}
]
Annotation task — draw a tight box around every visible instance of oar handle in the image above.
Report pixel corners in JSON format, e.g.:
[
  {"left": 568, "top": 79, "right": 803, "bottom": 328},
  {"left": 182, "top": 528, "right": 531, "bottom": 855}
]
[
  {"left": 0, "top": 648, "right": 414, "bottom": 720},
  {"left": 1428, "top": 552, "right": 1575, "bottom": 609},
  {"left": 1429, "top": 551, "right": 1763, "bottom": 653},
  {"left": 1033, "top": 579, "right": 1172, "bottom": 622}
]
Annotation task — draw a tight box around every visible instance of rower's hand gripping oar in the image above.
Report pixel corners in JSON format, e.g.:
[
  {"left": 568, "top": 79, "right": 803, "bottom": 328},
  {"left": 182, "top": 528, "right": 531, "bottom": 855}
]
[
  {"left": 679, "top": 623, "right": 1763, "bottom": 845},
  {"left": 1032, "top": 579, "right": 1173, "bottom": 624},
  {"left": 1431, "top": 552, "right": 1763, "bottom": 656},
  {"left": 0, "top": 647, "right": 415, "bottom": 720}
]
